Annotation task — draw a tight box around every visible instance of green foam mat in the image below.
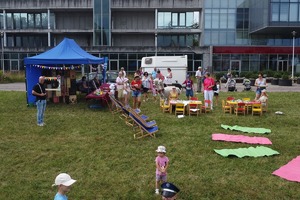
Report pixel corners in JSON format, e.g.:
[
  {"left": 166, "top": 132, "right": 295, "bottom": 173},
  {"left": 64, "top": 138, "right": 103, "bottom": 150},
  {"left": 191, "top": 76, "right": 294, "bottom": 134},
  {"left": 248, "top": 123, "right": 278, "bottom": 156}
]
[
  {"left": 214, "top": 146, "right": 279, "bottom": 158},
  {"left": 221, "top": 124, "right": 271, "bottom": 134}
]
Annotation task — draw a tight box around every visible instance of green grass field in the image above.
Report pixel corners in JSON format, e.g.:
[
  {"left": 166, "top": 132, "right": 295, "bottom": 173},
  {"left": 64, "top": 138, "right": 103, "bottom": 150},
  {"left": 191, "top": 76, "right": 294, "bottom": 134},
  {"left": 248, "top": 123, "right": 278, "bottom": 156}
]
[{"left": 0, "top": 90, "right": 299, "bottom": 200}]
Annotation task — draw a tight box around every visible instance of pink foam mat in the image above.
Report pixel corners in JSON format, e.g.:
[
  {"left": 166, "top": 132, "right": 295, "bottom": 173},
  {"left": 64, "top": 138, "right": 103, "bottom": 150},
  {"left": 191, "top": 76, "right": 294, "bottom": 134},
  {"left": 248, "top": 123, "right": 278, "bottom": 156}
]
[
  {"left": 272, "top": 156, "right": 300, "bottom": 182},
  {"left": 212, "top": 133, "right": 272, "bottom": 145}
]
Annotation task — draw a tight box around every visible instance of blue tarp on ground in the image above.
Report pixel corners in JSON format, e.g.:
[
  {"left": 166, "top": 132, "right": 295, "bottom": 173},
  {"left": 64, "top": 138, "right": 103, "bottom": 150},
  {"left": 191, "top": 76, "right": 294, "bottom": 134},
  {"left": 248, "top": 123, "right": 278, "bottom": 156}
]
[{"left": 24, "top": 38, "right": 107, "bottom": 105}]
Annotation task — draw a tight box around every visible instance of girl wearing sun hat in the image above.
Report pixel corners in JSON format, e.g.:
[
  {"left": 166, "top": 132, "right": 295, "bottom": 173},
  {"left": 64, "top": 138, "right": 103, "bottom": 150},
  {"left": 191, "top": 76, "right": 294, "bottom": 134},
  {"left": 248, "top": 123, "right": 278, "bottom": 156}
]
[{"left": 155, "top": 145, "right": 169, "bottom": 195}]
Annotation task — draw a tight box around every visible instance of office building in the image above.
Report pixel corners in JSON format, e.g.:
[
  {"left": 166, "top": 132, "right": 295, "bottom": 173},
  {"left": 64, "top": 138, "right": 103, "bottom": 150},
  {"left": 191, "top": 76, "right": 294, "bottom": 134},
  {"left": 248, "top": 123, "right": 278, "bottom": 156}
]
[{"left": 0, "top": 0, "right": 299, "bottom": 74}]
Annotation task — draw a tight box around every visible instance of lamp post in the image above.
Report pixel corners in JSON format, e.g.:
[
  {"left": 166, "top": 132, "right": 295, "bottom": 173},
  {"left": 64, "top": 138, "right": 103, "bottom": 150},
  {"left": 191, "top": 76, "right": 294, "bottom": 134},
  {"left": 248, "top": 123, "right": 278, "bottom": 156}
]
[
  {"left": 1, "top": 31, "right": 4, "bottom": 74},
  {"left": 292, "top": 31, "right": 296, "bottom": 79}
]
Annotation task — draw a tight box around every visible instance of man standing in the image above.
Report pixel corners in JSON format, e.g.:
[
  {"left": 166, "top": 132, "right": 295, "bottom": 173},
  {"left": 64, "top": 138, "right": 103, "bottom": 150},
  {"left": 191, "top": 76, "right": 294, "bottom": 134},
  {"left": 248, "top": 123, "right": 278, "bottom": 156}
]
[
  {"left": 116, "top": 71, "right": 125, "bottom": 103},
  {"left": 195, "top": 67, "right": 203, "bottom": 93},
  {"left": 32, "top": 76, "right": 47, "bottom": 126}
]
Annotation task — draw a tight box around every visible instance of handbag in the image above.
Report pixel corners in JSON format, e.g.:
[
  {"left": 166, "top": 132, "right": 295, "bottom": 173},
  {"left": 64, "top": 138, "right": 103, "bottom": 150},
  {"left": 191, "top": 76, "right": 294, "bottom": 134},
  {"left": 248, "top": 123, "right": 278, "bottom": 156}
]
[{"left": 212, "top": 84, "right": 218, "bottom": 91}]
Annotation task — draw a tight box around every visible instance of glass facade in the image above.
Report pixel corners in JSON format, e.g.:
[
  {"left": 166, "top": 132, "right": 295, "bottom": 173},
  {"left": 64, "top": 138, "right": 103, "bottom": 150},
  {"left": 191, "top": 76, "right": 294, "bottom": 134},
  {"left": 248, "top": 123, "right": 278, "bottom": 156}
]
[
  {"left": 204, "top": 0, "right": 250, "bottom": 45},
  {"left": 157, "top": 11, "right": 200, "bottom": 47},
  {"left": 94, "top": 0, "right": 110, "bottom": 46},
  {"left": 271, "top": 0, "right": 300, "bottom": 22}
]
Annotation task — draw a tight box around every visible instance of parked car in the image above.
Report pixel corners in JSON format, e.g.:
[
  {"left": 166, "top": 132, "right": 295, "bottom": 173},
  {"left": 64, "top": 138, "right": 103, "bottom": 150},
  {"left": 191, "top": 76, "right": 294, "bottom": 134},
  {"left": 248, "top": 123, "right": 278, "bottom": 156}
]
[{"left": 76, "top": 71, "right": 118, "bottom": 92}]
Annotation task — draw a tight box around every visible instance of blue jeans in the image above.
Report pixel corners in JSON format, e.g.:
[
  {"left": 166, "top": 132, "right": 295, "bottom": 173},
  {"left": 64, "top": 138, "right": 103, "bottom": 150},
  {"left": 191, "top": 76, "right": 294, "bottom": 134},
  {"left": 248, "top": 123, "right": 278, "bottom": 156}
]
[{"left": 36, "top": 100, "right": 46, "bottom": 124}]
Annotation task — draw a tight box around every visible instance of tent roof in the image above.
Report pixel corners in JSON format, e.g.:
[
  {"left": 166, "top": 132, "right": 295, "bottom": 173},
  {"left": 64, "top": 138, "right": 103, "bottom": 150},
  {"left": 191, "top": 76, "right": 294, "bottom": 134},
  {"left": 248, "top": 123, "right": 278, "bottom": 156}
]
[{"left": 24, "top": 38, "right": 104, "bottom": 65}]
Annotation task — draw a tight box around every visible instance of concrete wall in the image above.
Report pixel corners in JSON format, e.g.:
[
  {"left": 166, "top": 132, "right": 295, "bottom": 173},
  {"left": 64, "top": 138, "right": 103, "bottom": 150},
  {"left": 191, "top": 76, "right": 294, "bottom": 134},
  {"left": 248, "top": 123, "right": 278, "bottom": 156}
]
[
  {"left": 55, "top": 12, "right": 93, "bottom": 30},
  {"left": 111, "top": 0, "right": 202, "bottom": 9},
  {"left": 112, "top": 34, "right": 154, "bottom": 46},
  {"left": 112, "top": 11, "right": 154, "bottom": 30},
  {"left": 1, "top": 0, "right": 92, "bottom": 9}
]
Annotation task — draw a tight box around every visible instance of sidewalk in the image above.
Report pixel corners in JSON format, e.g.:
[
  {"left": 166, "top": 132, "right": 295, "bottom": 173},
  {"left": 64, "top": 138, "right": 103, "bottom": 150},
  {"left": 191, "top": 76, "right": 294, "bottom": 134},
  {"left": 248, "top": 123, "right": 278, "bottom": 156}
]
[{"left": 0, "top": 82, "right": 299, "bottom": 92}]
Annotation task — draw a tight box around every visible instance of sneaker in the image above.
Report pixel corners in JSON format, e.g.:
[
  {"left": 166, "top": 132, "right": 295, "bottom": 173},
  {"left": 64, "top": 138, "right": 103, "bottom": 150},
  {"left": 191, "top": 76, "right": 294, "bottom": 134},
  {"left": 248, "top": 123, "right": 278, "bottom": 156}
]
[
  {"left": 155, "top": 189, "right": 159, "bottom": 195},
  {"left": 37, "top": 123, "right": 44, "bottom": 127},
  {"left": 42, "top": 122, "right": 46, "bottom": 126}
]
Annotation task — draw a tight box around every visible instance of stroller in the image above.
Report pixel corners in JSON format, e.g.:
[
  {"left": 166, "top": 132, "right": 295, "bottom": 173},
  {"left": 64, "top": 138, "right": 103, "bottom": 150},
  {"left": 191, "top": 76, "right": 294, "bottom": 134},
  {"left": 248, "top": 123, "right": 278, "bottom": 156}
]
[
  {"left": 243, "top": 79, "right": 251, "bottom": 91},
  {"left": 227, "top": 78, "right": 237, "bottom": 92}
]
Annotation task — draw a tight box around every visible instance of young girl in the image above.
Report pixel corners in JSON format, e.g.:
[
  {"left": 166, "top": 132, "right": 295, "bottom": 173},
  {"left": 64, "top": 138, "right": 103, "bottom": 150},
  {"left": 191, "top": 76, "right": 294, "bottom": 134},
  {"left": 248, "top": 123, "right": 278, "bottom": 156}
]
[
  {"left": 214, "top": 81, "right": 220, "bottom": 106},
  {"left": 149, "top": 74, "right": 157, "bottom": 101},
  {"left": 123, "top": 78, "right": 130, "bottom": 106},
  {"left": 155, "top": 145, "right": 169, "bottom": 195}
]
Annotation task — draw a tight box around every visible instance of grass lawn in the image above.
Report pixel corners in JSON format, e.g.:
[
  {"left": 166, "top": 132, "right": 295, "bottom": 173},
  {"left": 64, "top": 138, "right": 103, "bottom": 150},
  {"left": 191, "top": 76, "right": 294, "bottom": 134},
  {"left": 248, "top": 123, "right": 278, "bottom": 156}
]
[{"left": 0, "top": 90, "right": 299, "bottom": 200}]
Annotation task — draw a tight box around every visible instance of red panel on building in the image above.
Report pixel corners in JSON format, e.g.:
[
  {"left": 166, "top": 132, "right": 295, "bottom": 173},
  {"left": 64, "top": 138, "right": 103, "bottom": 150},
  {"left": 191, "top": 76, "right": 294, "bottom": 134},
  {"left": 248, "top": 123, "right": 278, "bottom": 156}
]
[{"left": 213, "top": 46, "right": 300, "bottom": 54}]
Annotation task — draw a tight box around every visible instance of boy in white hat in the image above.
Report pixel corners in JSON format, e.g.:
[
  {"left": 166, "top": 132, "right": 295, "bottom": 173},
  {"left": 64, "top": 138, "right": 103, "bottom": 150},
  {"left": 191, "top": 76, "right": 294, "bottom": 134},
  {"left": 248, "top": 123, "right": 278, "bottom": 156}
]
[
  {"left": 53, "top": 173, "right": 76, "bottom": 200},
  {"left": 155, "top": 145, "right": 169, "bottom": 195}
]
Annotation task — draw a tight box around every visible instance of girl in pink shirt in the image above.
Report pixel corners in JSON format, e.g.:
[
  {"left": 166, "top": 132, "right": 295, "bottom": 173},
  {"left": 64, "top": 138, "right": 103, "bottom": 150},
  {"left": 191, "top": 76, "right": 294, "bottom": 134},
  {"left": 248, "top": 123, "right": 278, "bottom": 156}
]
[
  {"left": 155, "top": 145, "right": 169, "bottom": 195},
  {"left": 203, "top": 72, "right": 215, "bottom": 110}
]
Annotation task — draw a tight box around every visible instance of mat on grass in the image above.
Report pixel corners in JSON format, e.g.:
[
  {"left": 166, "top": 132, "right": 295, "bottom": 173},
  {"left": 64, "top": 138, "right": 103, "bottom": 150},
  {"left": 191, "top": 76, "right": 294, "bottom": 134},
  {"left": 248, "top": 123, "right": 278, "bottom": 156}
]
[
  {"left": 272, "top": 156, "right": 300, "bottom": 182},
  {"left": 212, "top": 133, "right": 272, "bottom": 145},
  {"left": 214, "top": 146, "right": 279, "bottom": 158},
  {"left": 221, "top": 124, "right": 271, "bottom": 134}
]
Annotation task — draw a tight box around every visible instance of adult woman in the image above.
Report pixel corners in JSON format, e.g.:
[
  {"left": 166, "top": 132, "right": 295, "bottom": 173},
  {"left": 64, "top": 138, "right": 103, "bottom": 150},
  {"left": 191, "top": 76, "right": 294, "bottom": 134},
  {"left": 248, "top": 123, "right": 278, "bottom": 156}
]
[
  {"left": 203, "top": 72, "right": 215, "bottom": 110},
  {"left": 254, "top": 73, "right": 267, "bottom": 100},
  {"left": 164, "top": 68, "right": 173, "bottom": 86},
  {"left": 131, "top": 75, "right": 142, "bottom": 112},
  {"left": 168, "top": 87, "right": 178, "bottom": 101}
]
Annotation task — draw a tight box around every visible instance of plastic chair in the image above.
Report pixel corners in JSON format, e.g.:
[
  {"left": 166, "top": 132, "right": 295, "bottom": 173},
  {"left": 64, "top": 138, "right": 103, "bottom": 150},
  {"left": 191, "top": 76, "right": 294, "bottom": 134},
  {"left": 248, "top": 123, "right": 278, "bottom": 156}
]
[
  {"left": 201, "top": 100, "right": 212, "bottom": 113},
  {"left": 235, "top": 102, "right": 246, "bottom": 115},
  {"left": 189, "top": 102, "right": 200, "bottom": 116},
  {"left": 175, "top": 102, "right": 185, "bottom": 115},
  {"left": 190, "top": 97, "right": 198, "bottom": 101},
  {"left": 252, "top": 103, "right": 263, "bottom": 116},
  {"left": 161, "top": 100, "right": 171, "bottom": 113},
  {"left": 226, "top": 96, "right": 235, "bottom": 101},
  {"left": 222, "top": 100, "right": 231, "bottom": 113},
  {"left": 242, "top": 97, "right": 252, "bottom": 113}
]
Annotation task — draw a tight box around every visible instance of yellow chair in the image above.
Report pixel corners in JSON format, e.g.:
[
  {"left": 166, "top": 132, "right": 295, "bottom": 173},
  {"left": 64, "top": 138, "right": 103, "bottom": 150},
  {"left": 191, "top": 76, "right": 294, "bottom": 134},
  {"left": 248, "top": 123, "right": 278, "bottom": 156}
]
[
  {"left": 160, "top": 99, "right": 170, "bottom": 113},
  {"left": 242, "top": 97, "right": 252, "bottom": 114},
  {"left": 234, "top": 102, "right": 246, "bottom": 116},
  {"left": 252, "top": 103, "right": 263, "bottom": 116},
  {"left": 175, "top": 102, "right": 185, "bottom": 115},
  {"left": 222, "top": 100, "right": 231, "bottom": 113}
]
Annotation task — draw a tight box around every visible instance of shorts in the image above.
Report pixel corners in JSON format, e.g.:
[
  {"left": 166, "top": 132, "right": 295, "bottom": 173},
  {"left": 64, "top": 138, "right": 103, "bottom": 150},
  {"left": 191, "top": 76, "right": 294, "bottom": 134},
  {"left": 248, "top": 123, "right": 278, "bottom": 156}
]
[
  {"left": 256, "top": 87, "right": 266, "bottom": 95},
  {"left": 156, "top": 174, "right": 167, "bottom": 182},
  {"left": 142, "top": 88, "right": 149, "bottom": 94},
  {"left": 186, "top": 89, "right": 194, "bottom": 97},
  {"left": 214, "top": 92, "right": 219, "bottom": 96},
  {"left": 117, "top": 89, "right": 124, "bottom": 99},
  {"left": 132, "top": 90, "right": 141, "bottom": 97}
]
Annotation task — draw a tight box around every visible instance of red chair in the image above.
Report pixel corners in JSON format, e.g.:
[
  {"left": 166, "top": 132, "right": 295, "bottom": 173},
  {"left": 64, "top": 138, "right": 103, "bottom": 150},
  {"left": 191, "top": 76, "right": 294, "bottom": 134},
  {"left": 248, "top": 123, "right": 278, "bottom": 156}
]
[
  {"left": 201, "top": 100, "right": 212, "bottom": 113},
  {"left": 190, "top": 97, "right": 198, "bottom": 101},
  {"left": 226, "top": 96, "right": 235, "bottom": 101},
  {"left": 234, "top": 102, "right": 246, "bottom": 116}
]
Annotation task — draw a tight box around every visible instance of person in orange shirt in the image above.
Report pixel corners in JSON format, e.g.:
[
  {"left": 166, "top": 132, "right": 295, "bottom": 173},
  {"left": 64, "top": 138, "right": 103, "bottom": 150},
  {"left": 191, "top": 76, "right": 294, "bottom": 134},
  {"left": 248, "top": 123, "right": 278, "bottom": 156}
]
[{"left": 131, "top": 75, "right": 142, "bottom": 112}]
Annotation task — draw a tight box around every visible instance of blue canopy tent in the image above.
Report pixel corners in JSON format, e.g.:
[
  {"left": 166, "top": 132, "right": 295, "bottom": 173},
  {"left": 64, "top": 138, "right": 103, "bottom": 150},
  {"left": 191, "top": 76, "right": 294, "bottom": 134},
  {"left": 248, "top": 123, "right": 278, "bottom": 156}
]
[{"left": 24, "top": 38, "right": 108, "bottom": 106}]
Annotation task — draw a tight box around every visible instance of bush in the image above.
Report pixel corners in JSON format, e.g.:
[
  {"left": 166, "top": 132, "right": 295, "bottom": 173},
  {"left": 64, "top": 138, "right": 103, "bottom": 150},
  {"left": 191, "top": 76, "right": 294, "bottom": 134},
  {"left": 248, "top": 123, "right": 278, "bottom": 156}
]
[
  {"left": 273, "top": 72, "right": 282, "bottom": 79},
  {"left": 0, "top": 71, "right": 25, "bottom": 83},
  {"left": 262, "top": 70, "right": 274, "bottom": 77},
  {"left": 281, "top": 74, "right": 289, "bottom": 80},
  {"left": 214, "top": 72, "right": 224, "bottom": 81}
]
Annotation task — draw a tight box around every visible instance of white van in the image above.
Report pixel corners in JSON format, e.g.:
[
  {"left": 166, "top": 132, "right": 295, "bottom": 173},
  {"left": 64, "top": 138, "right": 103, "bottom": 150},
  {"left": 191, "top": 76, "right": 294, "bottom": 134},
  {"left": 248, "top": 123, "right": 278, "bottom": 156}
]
[{"left": 141, "top": 55, "right": 187, "bottom": 85}]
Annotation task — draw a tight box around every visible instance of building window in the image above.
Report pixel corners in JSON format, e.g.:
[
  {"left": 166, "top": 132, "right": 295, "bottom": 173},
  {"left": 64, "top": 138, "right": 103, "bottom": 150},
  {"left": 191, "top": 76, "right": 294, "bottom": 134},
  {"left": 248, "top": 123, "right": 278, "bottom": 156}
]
[
  {"left": 158, "top": 11, "right": 199, "bottom": 29},
  {"left": 271, "top": 1, "right": 300, "bottom": 22}
]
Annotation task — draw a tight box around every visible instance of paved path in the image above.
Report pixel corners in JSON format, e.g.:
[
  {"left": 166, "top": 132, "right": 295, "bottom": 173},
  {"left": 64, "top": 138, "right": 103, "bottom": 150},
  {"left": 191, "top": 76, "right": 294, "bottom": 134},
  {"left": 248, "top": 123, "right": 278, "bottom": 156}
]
[{"left": 0, "top": 82, "right": 300, "bottom": 92}]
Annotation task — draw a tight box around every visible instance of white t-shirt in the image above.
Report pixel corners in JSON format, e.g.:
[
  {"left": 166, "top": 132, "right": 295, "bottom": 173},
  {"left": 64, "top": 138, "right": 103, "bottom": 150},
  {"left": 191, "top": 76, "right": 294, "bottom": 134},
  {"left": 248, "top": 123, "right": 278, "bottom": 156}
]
[{"left": 116, "top": 76, "right": 124, "bottom": 90}]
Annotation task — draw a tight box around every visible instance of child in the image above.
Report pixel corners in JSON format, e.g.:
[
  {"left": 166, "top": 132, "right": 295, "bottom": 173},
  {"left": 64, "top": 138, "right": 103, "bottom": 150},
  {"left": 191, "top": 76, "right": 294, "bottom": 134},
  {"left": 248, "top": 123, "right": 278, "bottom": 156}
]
[
  {"left": 182, "top": 75, "right": 194, "bottom": 100},
  {"left": 155, "top": 145, "right": 169, "bottom": 195},
  {"left": 123, "top": 78, "right": 130, "bottom": 106},
  {"left": 53, "top": 173, "right": 76, "bottom": 200},
  {"left": 214, "top": 81, "right": 220, "bottom": 106},
  {"left": 149, "top": 74, "right": 157, "bottom": 101}
]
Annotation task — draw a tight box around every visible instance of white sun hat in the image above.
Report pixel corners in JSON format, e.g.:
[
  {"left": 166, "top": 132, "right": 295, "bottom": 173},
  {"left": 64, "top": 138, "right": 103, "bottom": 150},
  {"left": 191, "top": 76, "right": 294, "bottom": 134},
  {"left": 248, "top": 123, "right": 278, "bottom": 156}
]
[
  {"left": 53, "top": 173, "right": 76, "bottom": 187},
  {"left": 156, "top": 145, "right": 166, "bottom": 153}
]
